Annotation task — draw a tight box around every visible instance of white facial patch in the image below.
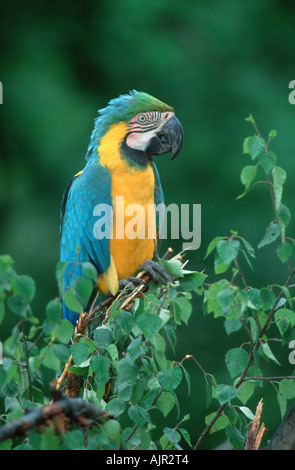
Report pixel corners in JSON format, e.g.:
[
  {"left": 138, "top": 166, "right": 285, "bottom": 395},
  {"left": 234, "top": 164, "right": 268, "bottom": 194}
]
[{"left": 126, "top": 111, "right": 174, "bottom": 152}]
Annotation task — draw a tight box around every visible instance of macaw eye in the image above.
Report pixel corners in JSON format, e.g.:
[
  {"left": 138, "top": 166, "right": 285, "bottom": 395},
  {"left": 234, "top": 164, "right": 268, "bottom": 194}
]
[{"left": 138, "top": 114, "right": 146, "bottom": 123}]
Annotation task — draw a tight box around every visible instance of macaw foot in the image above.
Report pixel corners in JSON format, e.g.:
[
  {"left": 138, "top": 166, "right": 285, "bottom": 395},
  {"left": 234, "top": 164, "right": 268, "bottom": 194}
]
[
  {"left": 118, "top": 277, "right": 149, "bottom": 292},
  {"left": 139, "top": 259, "right": 173, "bottom": 284}
]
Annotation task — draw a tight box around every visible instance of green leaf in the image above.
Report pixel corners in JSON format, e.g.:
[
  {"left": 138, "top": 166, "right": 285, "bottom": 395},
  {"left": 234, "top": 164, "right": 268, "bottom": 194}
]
[
  {"left": 216, "top": 384, "right": 237, "bottom": 405},
  {"left": 260, "top": 287, "right": 276, "bottom": 311},
  {"left": 224, "top": 319, "right": 243, "bottom": 335},
  {"left": 277, "top": 392, "right": 287, "bottom": 419},
  {"left": 260, "top": 342, "right": 280, "bottom": 365},
  {"left": 72, "top": 277, "right": 93, "bottom": 308},
  {"left": 223, "top": 405, "right": 238, "bottom": 425},
  {"left": 90, "top": 355, "right": 110, "bottom": 385},
  {"left": 39, "top": 346, "right": 61, "bottom": 371},
  {"left": 259, "top": 151, "right": 277, "bottom": 174},
  {"left": 247, "top": 317, "right": 259, "bottom": 342},
  {"left": 70, "top": 341, "right": 91, "bottom": 366},
  {"left": 6, "top": 294, "right": 30, "bottom": 317},
  {"left": 63, "top": 288, "right": 83, "bottom": 314},
  {"left": 277, "top": 242, "right": 293, "bottom": 263},
  {"left": 243, "top": 135, "right": 265, "bottom": 160},
  {"left": 128, "top": 405, "right": 151, "bottom": 426},
  {"left": 269, "top": 129, "right": 277, "bottom": 138},
  {"left": 158, "top": 259, "right": 183, "bottom": 279},
  {"left": 118, "top": 357, "right": 138, "bottom": 384},
  {"left": 101, "top": 419, "right": 120, "bottom": 443},
  {"left": 82, "top": 262, "right": 98, "bottom": 281},
  {"left": 158, "top": 366, "right": 182, "bottom": 391},
  {"left": 106, "top": 398, "right": 126, "bottom": 418},
  {"left": 157, "top": 392, "right": 175, "bottom": 417},
  {"left": 173, "top": 296, "right": 192, "bottom": 325},
  {"left": 258, "top": 221, "right": 280, "bottom": 249},
  {"left": 117, "top": 381, "right": 133, "bottom": 402},
  {"left": 204, "top": 412, "right": 228, "bottom": 433},
  {"left": 93, "top": 325, "right": 114, "bottom": 347},
  {"left": 237, "top": 381, "right": 255, "bottom": 405},
  {"left": 225, "top": 348, "right": 249, "bottom": 378},
  {"left": 204, "top": 236, "right": 224, "bottom": 259},
  {"left": 272, "top": 166, "right": 287, "bottom": 209},
  {"left": 205, "top": 279, "right": 231, "bottom": 317},
  {"left": 216, "top": 239, "right": 240, "bottom": 265},
  {"left": 163, "top": 427, "right": 181, "bottom": 444},
  {"left": 240, "top": 237, "right": 256, "bottom": 259},
  {"left": 150, "top": 333, "right": 166, "bottom": 353},
  {"left": 137, "top": 312, "right": 163, "bottom": 340},
  {"left": 239, "top": 406, "right": 255, "bottom": 420},
  {"left": 114, "top": 311, "right": 135, "bottom": 334},
  {"left": 64, "top": 430, "right": 84, "bottom": 450},
  {"left": 142, "top": 387, "right": 162, "bottom": 409},
  {"left": 217, "top": 289, "right": 235, "bottom": 316},
  {"left": 240, "top": 165, "right": 257, "bottom": 189},
  {"left": 225, "top": 425, "right": 245, "bottom": 450},
  {"left": 56, "top": 261, "right": 67, "bottom": 295},
  {"left": 277, "top": 203, "right": 291, "bottom": 228},
  {"left": 279, "top": 287, "right": 293, "bottom": 308},
  {"left": 278, "top": 379, "right": 295, "bottom": 399},
  {"left": 245, "top": 114, "right": 255, "bottom": 124},
  {"left": 181, "top": 365, "right": 191, "bottom": 396},
  {"left": 179, "top": 428, "right": 192, "bottom": 447},
  {"left": 0, "top": 439, "right": 13, "bottom": 450},
  {"left": 178, "top": 271, "right": 207, "bottom": 291},
  {"left": 274, "top": 308, "right": 295, "bottom": 336},
  {"left": 41, "top": 427, "right": 61, "bottom": 450},
  {"left": 15, "top": 275, "right": 36, "bottom": 302},
  {"left": 45, "top": 299, "right": 62, "bottom": 323},
  {"left": 246, "top": 288, "right": 263, "bottom": 310},
  {"left": 52, "top": 344, "right": 70, "bottom": 363},
  {"left": 106, "top": 343, "right": 118, "bottom": 362},
  {"left": 127, "top": 336, "right": 143, "bottom": 362},
  {"left": 0, "top": 254, "right": 14, "bottom": 269},
  {"left": 109, "top": 299, "right": 120, "bottom": 322},
  {"left": 55, "top": 320, "right": 74, "bottom": 344}
]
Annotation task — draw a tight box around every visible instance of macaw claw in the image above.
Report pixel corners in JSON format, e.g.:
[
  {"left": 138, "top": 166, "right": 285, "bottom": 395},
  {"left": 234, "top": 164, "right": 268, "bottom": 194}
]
[
  {"left": 139, "top": 259, "right": 173, "bottom": 284},
  {"left": 118, "top": 277, "right": 149, "bottom": 292}
]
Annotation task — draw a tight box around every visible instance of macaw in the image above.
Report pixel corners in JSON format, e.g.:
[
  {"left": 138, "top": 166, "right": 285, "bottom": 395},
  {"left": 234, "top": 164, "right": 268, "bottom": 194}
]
[{"left": 60, "top": 90, "right": 183, "bottom": 325}]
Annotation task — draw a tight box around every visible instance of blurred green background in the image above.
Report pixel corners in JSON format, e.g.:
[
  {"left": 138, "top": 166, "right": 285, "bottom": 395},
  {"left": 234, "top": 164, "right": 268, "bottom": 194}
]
[{"left": 1, "top": 0, "right": 295, "bottom": 449}]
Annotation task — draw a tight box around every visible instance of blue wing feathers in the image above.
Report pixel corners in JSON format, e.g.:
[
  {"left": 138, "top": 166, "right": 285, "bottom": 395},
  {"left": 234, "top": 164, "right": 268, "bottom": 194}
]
[{"left": 60, "top": 162, "right": 113, "bottom": 323}]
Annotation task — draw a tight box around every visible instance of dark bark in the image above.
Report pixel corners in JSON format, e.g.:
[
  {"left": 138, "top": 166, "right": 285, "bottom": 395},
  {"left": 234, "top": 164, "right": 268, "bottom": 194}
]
[
  {"left": 0, "top": 395, "right": 109, "bottom": 442},
  {"left": 264, "top": 401, "right": 295, "bottom": 450}
]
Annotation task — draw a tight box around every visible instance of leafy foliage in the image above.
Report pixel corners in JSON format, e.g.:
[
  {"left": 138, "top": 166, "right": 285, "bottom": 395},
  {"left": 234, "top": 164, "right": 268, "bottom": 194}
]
[
  {"left": 0, "top": 253, "right": 205, "bottom": 450},
  {"left": 197, "top": 116, "right": 295, "bottom": 449}
]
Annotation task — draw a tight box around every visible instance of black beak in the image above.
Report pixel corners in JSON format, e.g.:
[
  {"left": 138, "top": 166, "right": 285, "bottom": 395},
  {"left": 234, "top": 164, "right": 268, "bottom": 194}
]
[{"left": 146, "top": 115, "right": 183, "bottom": 161}]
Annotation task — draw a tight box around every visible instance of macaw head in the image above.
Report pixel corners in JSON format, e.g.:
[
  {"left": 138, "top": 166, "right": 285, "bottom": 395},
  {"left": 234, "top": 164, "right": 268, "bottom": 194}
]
[{"left": 87, "top": 90, "right": 183, "bottom": 166}]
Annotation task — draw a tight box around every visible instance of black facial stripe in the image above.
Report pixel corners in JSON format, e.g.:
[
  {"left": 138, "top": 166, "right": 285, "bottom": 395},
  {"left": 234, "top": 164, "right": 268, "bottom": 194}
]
[
  {"left": 129, "top": 122, "right": 160, "bottom": 133},
  {"left": 128, "top": 111, "right": 171, "bottom": 134}
]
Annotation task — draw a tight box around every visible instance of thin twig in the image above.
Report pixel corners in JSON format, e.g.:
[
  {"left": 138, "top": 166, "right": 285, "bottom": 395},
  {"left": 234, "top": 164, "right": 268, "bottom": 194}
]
[
  {"left": 234, "top": 257, "right": 248, "bottom": 291},
  {"left": 0, "top": 390, "right": 109, "bottom": 442}
]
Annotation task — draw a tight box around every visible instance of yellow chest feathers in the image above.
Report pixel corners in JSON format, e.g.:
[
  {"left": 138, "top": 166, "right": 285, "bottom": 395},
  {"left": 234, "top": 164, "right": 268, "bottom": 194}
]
[{"left": 97, "top": 122, "right": 157, "bottom": 291}]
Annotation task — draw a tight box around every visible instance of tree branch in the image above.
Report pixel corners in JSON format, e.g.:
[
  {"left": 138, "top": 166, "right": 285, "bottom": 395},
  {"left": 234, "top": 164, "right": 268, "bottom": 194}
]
[
  {"left": 264, "top": 400, "right": 295, "bottom": 450},
  {"left": 0, "top": 390, "right": 109, "bottom": 443}
]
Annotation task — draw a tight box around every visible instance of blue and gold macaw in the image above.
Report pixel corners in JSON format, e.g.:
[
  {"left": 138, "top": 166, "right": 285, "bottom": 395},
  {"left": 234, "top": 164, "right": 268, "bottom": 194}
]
[{"left": 60, "top": 91, "right": 183, "bottom": 325}]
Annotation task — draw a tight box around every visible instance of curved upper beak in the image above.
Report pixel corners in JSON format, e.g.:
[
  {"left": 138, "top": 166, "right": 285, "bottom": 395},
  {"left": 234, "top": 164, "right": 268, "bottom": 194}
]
[{"left": 146, "top": 115, "right": 184, "bottom": 161}]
